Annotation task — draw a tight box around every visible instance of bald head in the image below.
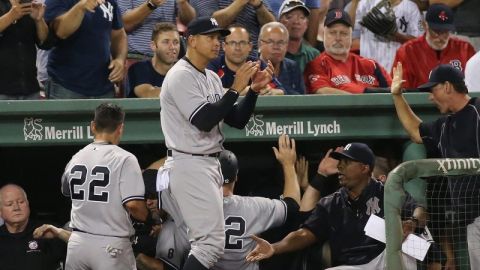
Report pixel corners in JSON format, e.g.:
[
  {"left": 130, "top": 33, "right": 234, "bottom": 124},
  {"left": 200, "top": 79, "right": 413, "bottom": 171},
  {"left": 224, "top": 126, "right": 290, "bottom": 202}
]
[{"left": 0, "top": 184, "right": 30, "bottom": 231}]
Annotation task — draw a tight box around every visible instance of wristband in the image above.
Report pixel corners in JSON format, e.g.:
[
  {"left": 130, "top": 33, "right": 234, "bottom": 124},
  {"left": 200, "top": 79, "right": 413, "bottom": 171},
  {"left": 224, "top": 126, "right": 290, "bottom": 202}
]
[{"left": 146, "top": 0, "right": 157, "bottom": 10}]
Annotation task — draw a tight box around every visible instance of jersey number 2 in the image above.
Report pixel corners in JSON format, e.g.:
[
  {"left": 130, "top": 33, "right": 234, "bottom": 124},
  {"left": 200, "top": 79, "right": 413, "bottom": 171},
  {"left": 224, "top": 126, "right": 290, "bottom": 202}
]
[
  {"left": 225, "top": 216, "right": 246, "bottom": 250},
  {"left": 70, "top": 165, "right": 110, "bottom": 202}
]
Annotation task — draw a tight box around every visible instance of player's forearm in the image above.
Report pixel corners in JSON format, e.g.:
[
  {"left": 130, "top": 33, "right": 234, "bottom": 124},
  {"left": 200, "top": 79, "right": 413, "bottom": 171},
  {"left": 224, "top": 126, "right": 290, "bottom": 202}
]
[
  {"left": 212, "top": 1, "right": 246, "bottom": 27},
  {"left": 282, "top": 163, "right": 301, "bottom": 205},
  {"left": 56, "top": 228, "right": 72, "bottom": 242},
  {"left": 392, "top": 32, "right": 415, "bottom": 44},
  {"left": 35, "top": 18, "right": 49, "bottom": 44},
  {"left": 0, "top": 11, "right": 17, "bottom": 33},
  {"left": 223, "top": 89, "right": 258, "bottom": 129},
  {"left": 122, "top": 4, "right": 153, "bottom": 33},
  {"left": 191, "top": 90, "right": 239, "bottom": 131},
  {"left": 254, "top": 3, "right": 275, "bottom": 26},
  {"left": 51, "top": 3, "right": 87, "bottom": 39},
  {"left": 272, "top": 228, "right": 316, "bottom": 254},
  {"left": 177, "top": 0, "right": 195, "bottom": 25},
  {"left": 125, "top": 200, "right": 149, "bottom": 221},
  {"left": 392, "top": 94, "right": 423, "bottom": 143},
  {"left": 136, "top": 253, "right": 164, "bottom": 270},
  {"left": 300, "top": 185, "right": 321, "bottom": 211}
]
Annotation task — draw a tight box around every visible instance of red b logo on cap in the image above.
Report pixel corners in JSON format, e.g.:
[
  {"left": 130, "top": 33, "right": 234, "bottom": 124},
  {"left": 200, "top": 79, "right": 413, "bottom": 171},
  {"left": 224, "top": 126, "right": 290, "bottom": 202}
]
[
  {"left": 438, "top": 11, "right": 448, "bottom": 21},
  {"left": 335, "top": 11, "right": 342, "bottom": 19}
]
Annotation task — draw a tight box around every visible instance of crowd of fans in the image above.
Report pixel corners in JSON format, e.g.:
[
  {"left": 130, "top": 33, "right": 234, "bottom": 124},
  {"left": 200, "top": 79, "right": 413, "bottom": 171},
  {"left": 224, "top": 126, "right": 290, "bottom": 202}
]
[{"left": 1, "top": 0, "right": 479, "bottom": 100}]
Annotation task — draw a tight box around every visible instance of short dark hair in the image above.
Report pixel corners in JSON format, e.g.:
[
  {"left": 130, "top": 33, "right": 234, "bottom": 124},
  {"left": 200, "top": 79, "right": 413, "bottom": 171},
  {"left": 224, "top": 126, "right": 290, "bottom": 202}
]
[
  {"left": 93, "top": 103, "right": 125, "bottom": 133},
  {"left": 451, "top": 81, "right": 468, "bottom": 94},
  {"left": 151, "top": 22, "right": 178, "bottom": 41}
]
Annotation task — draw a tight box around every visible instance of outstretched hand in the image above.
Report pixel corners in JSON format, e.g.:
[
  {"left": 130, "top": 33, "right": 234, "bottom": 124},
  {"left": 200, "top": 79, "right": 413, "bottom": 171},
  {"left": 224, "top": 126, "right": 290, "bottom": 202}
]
[
  {"left": 251, "top": 60, "right": 274, "bottom": 93},
  {"left": 246, "top": 235, "right": 274, "bottom": 262},
  {"left": 391, "top": 62, "right": 405, "bottom": 96},
  {"left": 317, "top": 147, "right": 342, "bottom": 176},
  {"left": 33, "top": 224, "right": 60, "bottom": 239},
  {"left": 273, "top": 134, "right": 296, "bottom": 166}
]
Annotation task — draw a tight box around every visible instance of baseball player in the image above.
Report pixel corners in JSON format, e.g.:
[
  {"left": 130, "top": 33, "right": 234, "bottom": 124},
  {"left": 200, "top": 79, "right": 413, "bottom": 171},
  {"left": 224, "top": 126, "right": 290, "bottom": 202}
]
[
  {"left": 61, "top": 103, "right": 151, "bottom": 270},
  {"left": 213, "top": 134, "right": 301, "bottom": 270},
  {"left": 353, "top": 0, "right": 422, "bottom": 72},
  {"left": 159, "top": 16, "right": 273, "bottom": 270}
]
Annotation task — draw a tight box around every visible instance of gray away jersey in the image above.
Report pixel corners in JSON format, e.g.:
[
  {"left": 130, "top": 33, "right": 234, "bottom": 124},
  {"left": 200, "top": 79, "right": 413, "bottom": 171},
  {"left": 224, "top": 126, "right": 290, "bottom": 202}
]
[
  {"left": 61, "top": 142, "right": 145, "bottom": 237},
  {"left": 156, "top": 217, "right": 190, "bottom": 270},
  {"left": 213, "top": 195, "right": 287, "bottom": 270},
  {"left": 160, "top": 58, "right": 227, "bottom": 154}
]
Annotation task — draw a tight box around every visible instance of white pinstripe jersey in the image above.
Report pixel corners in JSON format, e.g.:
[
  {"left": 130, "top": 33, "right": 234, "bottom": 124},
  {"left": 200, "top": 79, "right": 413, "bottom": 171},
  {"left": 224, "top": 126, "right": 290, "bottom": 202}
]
[
  {"left": 61, "top": 142, "right": 145, "bottom": 237},
  {"left": 160, "top": 58, "right": 226, "bottom": 154},
  {"left": 355, "top": 0, "right": 423, "bottom": 72}
]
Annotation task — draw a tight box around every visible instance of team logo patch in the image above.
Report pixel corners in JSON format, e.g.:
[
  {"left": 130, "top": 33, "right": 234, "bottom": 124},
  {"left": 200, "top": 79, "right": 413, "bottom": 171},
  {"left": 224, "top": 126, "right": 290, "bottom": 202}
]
[
  {"left": 335, "top": 11, "right": 342, "bottom": 19},
  {"left": 210, "top": 18, "right": 219, "bottom": 27},
  {"left": 365, "top": 197, "right": 381, "bottom": 215},
  {"left": 24, "top": 117, "right": 43, "bottom": 141},
  {"left": 449, "top": 60, "right": 462, "bottom": 71},
  {"left": 245, "top": 114, "right": 264, "bottom": 136},
  {"left": 28, "top": 240, "right": 39, "bottom": 250},
  {"left": 438, "top": 11, "right": 448, "bottom": 21}
]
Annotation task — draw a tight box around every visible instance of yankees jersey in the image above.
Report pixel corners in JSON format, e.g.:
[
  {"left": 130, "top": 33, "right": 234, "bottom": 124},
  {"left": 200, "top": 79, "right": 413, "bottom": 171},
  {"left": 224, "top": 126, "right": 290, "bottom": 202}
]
[
  {"left": 355, "top": 0, "right": 422, "bottom": 72},
  {"left": 160, "top": 57, "right": 226, "bottom": 154},
  {"left": 304, "top": 52, "right": 392, "bottom": 94},
  {"left": 61, "top": 142, "right": 145, "bottom": 237},
  {"left": 212, "top": 195, "right": 287, "bottom": 270},
  {"left": 156, "top": 218, "right": 189, "bottom": 270},
  {"left": 392, "top": 35, "right": 476, "bottom": 89}
]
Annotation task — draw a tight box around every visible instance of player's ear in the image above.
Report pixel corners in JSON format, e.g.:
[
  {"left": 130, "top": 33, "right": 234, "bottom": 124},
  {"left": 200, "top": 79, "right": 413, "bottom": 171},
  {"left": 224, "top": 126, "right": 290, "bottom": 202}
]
[
  {"left": 90, "top": 121, "right": 97, "bottom": 135},
  {"left": 150, "top": 40, "right": 156, "bottom": 52}
]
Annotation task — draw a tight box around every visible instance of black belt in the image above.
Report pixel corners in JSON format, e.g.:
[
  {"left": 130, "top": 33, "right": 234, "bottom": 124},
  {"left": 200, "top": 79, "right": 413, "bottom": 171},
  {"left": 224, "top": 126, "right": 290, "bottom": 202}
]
[
  {"left": 72, "top": 228, "right": 133, "bottom": 240},
  {"left": 167, "top": 149, "right": 221, "bottom": 158}
]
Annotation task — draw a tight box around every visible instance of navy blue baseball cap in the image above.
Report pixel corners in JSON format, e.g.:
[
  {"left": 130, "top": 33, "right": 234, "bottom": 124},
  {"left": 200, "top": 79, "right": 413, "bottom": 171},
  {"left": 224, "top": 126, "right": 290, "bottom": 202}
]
[
  {"left": 417, "top": 64, "right": 465, "bottom": 91},
  {"left": 186, "top": 17, "right": 230, "bottom": 37},
  {"left": 324, "top": 9, "right": 352, "bottom": 27},
  {"left": 330, "top": 143, "right": 375, "bottom": 168},
  {"left": 143, "top": 169, "right": 157, "bottom": 197},
  {"left": 426, "top": 4, "right": 455, "bottom": 31},
  {"left": 219, "top": 150, "right": 239, "bottom": 184}
]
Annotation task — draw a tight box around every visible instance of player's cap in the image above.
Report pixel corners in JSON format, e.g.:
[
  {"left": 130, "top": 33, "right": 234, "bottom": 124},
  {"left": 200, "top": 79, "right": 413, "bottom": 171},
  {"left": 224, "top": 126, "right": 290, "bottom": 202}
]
[
  {"left": 324, "top": 9, "right": 352, "bottom": 27},
  {"left": 219, "top": 150, "right": 239, "bottom": 185},
  {"left": 186, "top": 17, "right": 230, "bottom": 37},
  {"left": 426, "top": 4, "right": 455, "bottom": 31},
  {"left": 143, "top": 169, "right": 158, "bottom": 198},
  {"left": 417, "top": 64, "right": 465, "bottom": 91},
  {"left": 279, "top": 0, "right": 310, "bottom": 19},
  {"left": 330, "top": 143, "right": 375, "bottom": 168}
]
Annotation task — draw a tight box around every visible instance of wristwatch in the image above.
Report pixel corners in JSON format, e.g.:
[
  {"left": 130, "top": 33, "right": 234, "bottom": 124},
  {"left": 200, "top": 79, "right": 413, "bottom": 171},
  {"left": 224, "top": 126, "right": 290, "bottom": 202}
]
[{"left": 146, "top": 0, "right": 157, "bottom": 10}]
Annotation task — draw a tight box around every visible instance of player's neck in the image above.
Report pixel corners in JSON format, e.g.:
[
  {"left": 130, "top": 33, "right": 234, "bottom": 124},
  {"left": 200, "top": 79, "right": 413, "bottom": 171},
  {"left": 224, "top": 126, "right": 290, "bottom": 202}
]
[
  {"left": 151, "top": 57, "right": 173, "bottom": 76},
  {"left": 93, "top": 134, "right": 118, "bottom": 145},
  {"left": 450, "top": 94, "right": 472, "bottom": 113},
  {"left": 185, "top": 50, "right": 209, "bottom": 72}
]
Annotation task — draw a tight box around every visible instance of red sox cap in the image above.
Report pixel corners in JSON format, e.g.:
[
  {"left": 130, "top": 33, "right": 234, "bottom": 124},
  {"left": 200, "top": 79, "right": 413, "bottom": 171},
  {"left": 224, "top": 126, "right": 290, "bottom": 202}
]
[
  {"left": 417, "top": 64, "right": 465, "bottom": 91},
  {"left": 186, "top": 17, "right": 231, "bottom": 37},
  {"left": 330, "top": 143, "right": 375, "bottom": 168},
  {"left": 324, "top": 9, "right": 352, "bottom": 27},
  {"left": 426, "top": 4, "right": 455, "bottom": 32}
]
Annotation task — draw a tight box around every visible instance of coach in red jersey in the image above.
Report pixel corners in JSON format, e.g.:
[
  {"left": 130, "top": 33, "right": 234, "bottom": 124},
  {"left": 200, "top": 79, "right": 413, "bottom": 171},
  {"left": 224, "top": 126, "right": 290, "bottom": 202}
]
[
  {"left": 392, "top": 4, "right": 475, "bottom": 90},
  {"left": 304, "top": 9, "right": 391, "bottom": 94}
]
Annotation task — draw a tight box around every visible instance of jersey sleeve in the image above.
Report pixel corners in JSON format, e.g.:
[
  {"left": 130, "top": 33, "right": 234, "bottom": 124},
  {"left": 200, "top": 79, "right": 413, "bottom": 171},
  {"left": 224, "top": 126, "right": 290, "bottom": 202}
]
[
  {"left": 61, "top": 163, "right": 71, "bottom": 197},
  {"left": 304, "top": 59, "right": 332, "bottom": 94},
  {"left": 405, "top": 2, "right": 422, "bottom": 37},
  {"left": 419, "top": 118, "right": 446, "bottom": 158},
  {"left": 302, "top": 202, "right": 328, "bottom": 242},
  {"left": 112, "top": 0, "right": 123, "bottom": 30},
  {"left": 119, "top": 155, "right": 145, "bottom": 204},
  {"left": 44, "top": 0, "right": 73, "bottom": 23},
  {"left": 247, "top": 197, "right": 287, "bottom": 234}
]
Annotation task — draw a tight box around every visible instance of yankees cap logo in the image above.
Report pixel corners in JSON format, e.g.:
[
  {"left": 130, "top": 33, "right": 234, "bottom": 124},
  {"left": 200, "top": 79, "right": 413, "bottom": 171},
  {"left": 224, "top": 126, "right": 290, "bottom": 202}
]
[{"left": 210, "top": 18, "right": 219, "bottom": 27}]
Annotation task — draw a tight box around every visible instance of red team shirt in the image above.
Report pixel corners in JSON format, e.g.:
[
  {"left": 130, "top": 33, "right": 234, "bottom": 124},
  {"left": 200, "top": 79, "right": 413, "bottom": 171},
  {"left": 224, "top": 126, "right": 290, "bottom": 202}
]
[
  {"left": 393, "top": 35, "right": 475, "bottom": 89},
  {"left": 304, "top": 52, "right": 392, "bottom": 94}
]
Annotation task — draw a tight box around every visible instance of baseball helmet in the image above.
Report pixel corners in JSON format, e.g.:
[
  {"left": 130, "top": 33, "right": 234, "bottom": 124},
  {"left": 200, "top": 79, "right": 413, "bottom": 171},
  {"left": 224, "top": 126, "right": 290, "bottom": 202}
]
[{"left": 219, "top": 150, "right": 239, "bottom": 184}]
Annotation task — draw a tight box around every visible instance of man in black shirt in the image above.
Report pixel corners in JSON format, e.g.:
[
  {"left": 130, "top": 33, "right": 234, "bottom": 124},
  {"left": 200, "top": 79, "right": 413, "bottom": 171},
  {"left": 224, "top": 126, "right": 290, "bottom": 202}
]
[{"left": 0, "top": 184, "right": 67, "bottom": 270}]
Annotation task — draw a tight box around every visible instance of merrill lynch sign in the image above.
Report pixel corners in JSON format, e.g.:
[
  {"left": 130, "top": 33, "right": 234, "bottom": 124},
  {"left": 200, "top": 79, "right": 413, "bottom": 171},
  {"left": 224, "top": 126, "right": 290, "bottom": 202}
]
[
  {"left": 245, "top": 115, "right": 341, "bottom": 137},
  {"left": 23, "top": 118, "right": 93, "bottom": 141}
]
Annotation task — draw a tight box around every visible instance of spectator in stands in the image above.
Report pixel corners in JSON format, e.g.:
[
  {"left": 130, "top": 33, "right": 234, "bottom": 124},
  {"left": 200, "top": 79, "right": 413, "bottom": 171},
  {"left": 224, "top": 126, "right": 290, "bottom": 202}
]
[
  {"left": 278, "top": 0, "right": 320, "bottom": 74},
  {"left": 118, "top": 0, "right": 195, "bottom": 60},
  {"left": 0, "top": 184, "right": 68, "bottom": 270},
  {"left": 304, "top": 9, "right": 391, "bottom": 94},
  {"left": 190, "top": 0, "right": 276, "bottom": 56},
  {"left": 259, "top": 22, "right": 305, "bottom": 95},
  {"left": 465, "top": 51, "right": 480, "bottom": 92},
  {"left": 391, "top": 62, "right": 480, "bottom": 269},
  {"left": 127, "top": 22, "right": 180, "bottom": 98},
  {"left": 353, "top": 0, "right": 422, "bottom": 72},
  {"left": 246, "top": 143, "right": 425, "bottom": 268},
  {"left": 207, "top": 24, "right": 285, "bottom": 95},
  {"left": 0, "top": 0, "right": 51, "bottom": 100},
  {"left": 392, "top": 4, "right": 475, "bottom": 90},
  {"left": 430, "top": 0, "right": 480, "bottom": 51},
  {"left": 44, "top": 0, "right": 128, "bottom": 99}
]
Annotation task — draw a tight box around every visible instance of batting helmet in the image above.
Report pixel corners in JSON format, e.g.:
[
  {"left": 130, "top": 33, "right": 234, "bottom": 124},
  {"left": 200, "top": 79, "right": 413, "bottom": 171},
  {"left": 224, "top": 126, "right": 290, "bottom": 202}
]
[{"left": 219, "top": 150, "right": 239, "bottom": 184}]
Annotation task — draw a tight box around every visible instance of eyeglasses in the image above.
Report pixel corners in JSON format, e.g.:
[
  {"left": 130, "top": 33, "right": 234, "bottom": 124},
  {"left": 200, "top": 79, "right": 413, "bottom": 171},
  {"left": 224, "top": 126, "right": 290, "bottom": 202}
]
[
  {"left": 260, "top": 39, "right": 288, "bottom": 47},
  {"left": 224, "top": 40, "right": 250, "bottom": 47}
]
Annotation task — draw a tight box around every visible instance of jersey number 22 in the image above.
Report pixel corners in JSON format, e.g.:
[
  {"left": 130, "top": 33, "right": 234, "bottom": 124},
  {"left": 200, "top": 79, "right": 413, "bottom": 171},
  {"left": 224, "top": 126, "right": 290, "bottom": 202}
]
[{"left": 69, "top": 165, "right": 110, "bottom": 202}]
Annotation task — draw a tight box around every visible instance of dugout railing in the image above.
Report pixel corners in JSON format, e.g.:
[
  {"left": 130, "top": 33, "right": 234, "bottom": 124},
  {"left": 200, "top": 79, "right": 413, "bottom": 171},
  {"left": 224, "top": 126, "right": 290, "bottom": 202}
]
[{"left": 385, "top": 158, "right": 480, "bottom": 270}]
